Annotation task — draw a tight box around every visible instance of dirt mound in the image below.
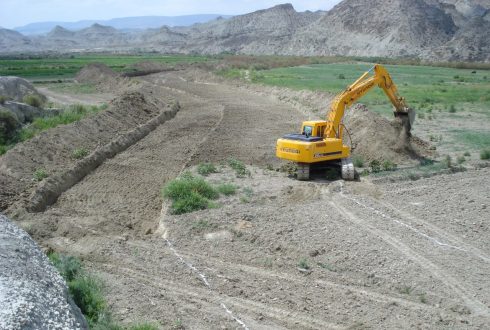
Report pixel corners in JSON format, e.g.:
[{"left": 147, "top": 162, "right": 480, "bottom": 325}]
[
  {"left": 0, "top": 76, "right": 46, "bottom": 102},
  {"left": 0, "top": 87, "right": 176, "bottom": 212},
  {"left": 343, "top": 104, "right": 433, "bottom": 164},
  {"left": 75, "top": 62, "right": 120, "bottom": 84}
]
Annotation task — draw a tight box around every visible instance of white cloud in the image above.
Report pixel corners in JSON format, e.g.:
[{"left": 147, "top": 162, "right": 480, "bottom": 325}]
[{"left": 0, "top": 0, "right": 342, "bottom": 29}]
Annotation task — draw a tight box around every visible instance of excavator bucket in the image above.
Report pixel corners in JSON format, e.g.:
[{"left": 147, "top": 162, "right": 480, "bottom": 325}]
[{"left": 394, "top": 108, "right": 415, "bottom": 135}]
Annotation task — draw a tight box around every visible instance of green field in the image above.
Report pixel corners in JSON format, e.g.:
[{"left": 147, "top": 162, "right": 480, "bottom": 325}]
[
  {"left": 251, "top": 63, "right": 490, "bottom": 117},
  {"left": 0, "top": 54, "right": 210, "bottom": 80}
]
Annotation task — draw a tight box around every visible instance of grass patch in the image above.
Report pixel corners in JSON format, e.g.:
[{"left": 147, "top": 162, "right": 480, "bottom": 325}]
[
  {"left": 18, "top": 103, "right": 107, "bottom": 143},
  {"left": 72, "top": 147, "right": 89, "bottom": 159},
  {"left": 399, "top": 286, "right": 413, "bottom": 295},
  {"left": 0, "top": 54, "right": 210, "bottom": 80},
  {"left": 455, "top": 130, "right": 490, "bottom": 150},
  {"left": 197, "top": 162, "right": 218, "bottom": 176},
  {"left": 22, "top": 94, "right": 44, "bottom": 107},
  {"left": 228, "top": 158, "right": 250, "bottom": 177},
  {"left": 242, "top": 63, "right": 490, "bottom": 117},
  {"left": 33, "top": 168, "right": 48, "bottom": 181},
  {"left": 216, "top": 183, "right": 237, "bottom": 196},
  {"left": 49, "top": 83, "right": 97, "bottom": 94},
  {"left": 369, "top": 160, "right": 381, "bottom": 173},
  {"left": 481, "top": 149, "right": 490, "bottom": 160},
  {"left": 162, "top": 172, "right": 219, "bottom": 214},
  {"left": 352, "top": 155, "right": 364, "bottom": 167},
  {"left": 382, "top": 160, "right": 397, "bottom": 171},
  {"left": 0, "top": 95, "right": 9, "bottom": 104}
]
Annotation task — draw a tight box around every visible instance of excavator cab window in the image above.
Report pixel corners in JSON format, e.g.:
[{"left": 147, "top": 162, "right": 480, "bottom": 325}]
[{"left": 303, "top": 126, "right": 313, "bottom": 137}]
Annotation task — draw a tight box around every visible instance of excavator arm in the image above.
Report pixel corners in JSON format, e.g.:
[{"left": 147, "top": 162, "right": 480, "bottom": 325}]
[{"left": 325, "top": 64, "right": 415, "bottom": 139}]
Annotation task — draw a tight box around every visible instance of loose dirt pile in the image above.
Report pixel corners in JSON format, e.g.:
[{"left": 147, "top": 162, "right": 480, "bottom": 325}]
[
  {"left": 343, "top": 104, "right": 433, "bottom": 164},
  {"left": 75, "top": 63, "right": 130, "bottom": 92},
  {"left": 0, "top": 88, "right": 176, "bottom": 212}
]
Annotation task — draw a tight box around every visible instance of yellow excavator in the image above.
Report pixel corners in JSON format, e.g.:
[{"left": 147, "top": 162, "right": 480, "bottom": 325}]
[{"left": 276, "top": 64, "right": 415, "bottom": 180}]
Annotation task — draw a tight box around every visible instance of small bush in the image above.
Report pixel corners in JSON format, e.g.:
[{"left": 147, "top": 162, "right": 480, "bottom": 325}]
[
  {"left": 197, "top": 162, "right": 217, "bottom": 176},
  {"left": 442, "top": 155, "right": 452, "bottom": 168},
  {"left": 382, "top": 160, "right": 397, "bottom": 171},
  {"left": 298, "top": 258, "right": 310, "bottom": 270},
  {"left": 72, "top": 147, "right": 89, "bottom": 159},
  {"left": 352, "top": 155, "right": 364, "bottom": 167},
  {"left": 369, "top": 160, "right": 381, "bottom": 173},
  {"left": 163, "top": 173, "right": 219, "bottom": 214},
  {"left": 449, "top": 104, "right": 456, "bottom": 113},
  {"left": 33, "top": 168, "right": 48, "bottom": 181},
  {"left": 418, "top": 112, "right": 425, "bottom": 119},
  {"left": 23, "top": 94, "right": 43, "bottom": 107},
  {"left": 228, "top": 158, "right": 250, "bottom": 177},
  {"left": 338, "top": 74, "right": 346, "bottom": 79},
  {"left": 463, "top": 151, "right": 471, "bottom": 157},
  {"left": 216, "top": 183, "right": 237, "bottom": 196},
  {"left": 481, "top": 149, "right": 490, "bottom": 160},
  {"left": 457, "top": 156, "right": 466, "bottom": 164}
]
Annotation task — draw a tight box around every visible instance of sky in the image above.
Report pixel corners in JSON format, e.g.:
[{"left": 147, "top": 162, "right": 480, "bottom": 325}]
[{"left": 0, "top": 0, "right": 342, "bottom": 29}]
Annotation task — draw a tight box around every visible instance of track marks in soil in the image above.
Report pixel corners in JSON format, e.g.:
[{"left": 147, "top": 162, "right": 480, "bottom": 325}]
[{"left": 330, "top": 193, "right": 490, "bottom": 317}]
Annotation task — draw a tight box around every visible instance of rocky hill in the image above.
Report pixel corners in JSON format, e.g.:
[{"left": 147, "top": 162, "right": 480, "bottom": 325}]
[{"left": 0, "top": 1, "right": 488, "bottom": 61}]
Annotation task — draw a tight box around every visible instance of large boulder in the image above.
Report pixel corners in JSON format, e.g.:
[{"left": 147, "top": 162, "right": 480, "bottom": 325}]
[
  {"left": 0, "top": 214, "right": 88, "bottom": 330},
  {"left": 0, "top": 76, "right": 46, "bottom": 103}
]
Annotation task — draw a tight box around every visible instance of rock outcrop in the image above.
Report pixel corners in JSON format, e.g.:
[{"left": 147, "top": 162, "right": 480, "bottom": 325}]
[{"left": 0, "top": 214, "right": 88, "bottom": 330}]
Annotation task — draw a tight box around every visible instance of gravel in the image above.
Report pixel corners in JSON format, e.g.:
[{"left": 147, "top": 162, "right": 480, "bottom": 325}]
[{"left": 0, "top": 214, "right": 87, "bottom": 330}]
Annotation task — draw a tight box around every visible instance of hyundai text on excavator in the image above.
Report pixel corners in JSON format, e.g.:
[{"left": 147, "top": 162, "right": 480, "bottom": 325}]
[{"left": 276, "top": 64, "right": 415, "bottom": 180}]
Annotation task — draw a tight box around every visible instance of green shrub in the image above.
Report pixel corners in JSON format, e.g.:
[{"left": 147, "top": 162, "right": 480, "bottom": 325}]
[
  {"left": 463, "top": 151, "right": 471, "bottom": 157},
  {"left": 163, "top": 173, "right": 219, "bottom": 214},
  {"left": 382, "top": 160, "right": 397, "bottom": 171},
  {"left": 449, "top": 104, "right": 456, "bottom": 113},
  {"left": 0, "top": 110, "right": 20, "bottom": 144},
  {"left": 72, "top": 147, "right": 89, "bottom": 159},
  {"left": 481, "top": 149, "right": 490, "bottom": 160},
  {"left": 352, "top": 155, "right": 364, "bottom": 167},
  {"left": 48, "top": 253, "right": 82, "bottom": 282},
  {"left": 216, "top": 183, "right": 237, "bottom": 196},
  {"left": 338, "top": 74, "right": 346, "bottom": 79},
  {"left": 33, "top": 168, "right": 48, "bottom": 181},
  {"left": 197, "top": 162, "right": 217, "bottom": 176},
  {"left": 457, "top": 156, "right": 466, "bottom": 164},
  {"left": 228, "top": 158, "right": 250, "bottom": 177},
  {"left": 298, "top": 258, "right": 310, "bottom": 270},
  {"left": 369, "top": 160, "right": 381, "bottom": 173},
  {"left": 69, "top": 275, "right": 106, "bottom": 326},
  {"left": 22, "top": 94, "right": 43, "bottom": 107}
]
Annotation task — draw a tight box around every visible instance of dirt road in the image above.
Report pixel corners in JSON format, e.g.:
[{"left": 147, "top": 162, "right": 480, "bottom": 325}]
[{"left": 13, "top": 71, "right": 490, "bottom": 329}]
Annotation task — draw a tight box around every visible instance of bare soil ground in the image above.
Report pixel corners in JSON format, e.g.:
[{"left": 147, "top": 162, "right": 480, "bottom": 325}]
[{"left": 4, "top": 70, "right": 489, "bottom": 329}]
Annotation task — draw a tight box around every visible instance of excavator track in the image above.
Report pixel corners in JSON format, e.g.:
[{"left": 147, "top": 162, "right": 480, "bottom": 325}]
[
  {"left": 341, "top": 158, "right": 355, "bottom": 181},
  {"left": 296, "top": 163, "right": 310, "bottom": 181}
]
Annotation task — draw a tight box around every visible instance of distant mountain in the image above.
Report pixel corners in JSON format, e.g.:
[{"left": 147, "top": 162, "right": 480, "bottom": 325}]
[
  {"left": 14, "top": 14, "right": 233, "bottom": 35},
  {"left": 1, "top": 1, "right": 489, "bottom": 62}
]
